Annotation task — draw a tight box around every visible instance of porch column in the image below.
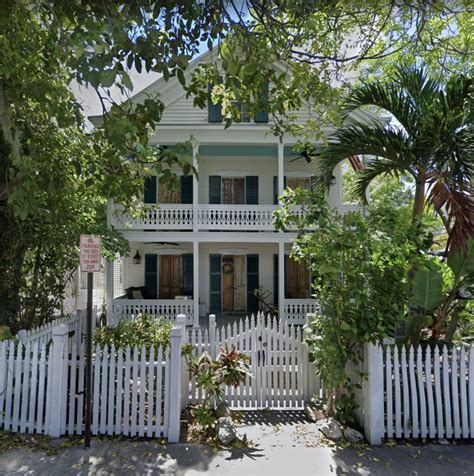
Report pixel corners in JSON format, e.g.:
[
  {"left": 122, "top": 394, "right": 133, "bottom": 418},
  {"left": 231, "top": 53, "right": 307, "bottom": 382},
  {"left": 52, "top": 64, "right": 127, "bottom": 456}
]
[
  {"left": 193, "top": 143, "right": 199, "bottom": 232},
  {"left": 277, "top": 142, "right": 285, "bottom": 201},
  {"left": 278, "top": 241, "right": 285, "bottom": 319},
  {"left": 106, "top": 198, "right": 114, "bottom": 322},
  {"left": 106, "top": 260, "right": 114, "bottom": 323},
  {"left": 193, "top": 240, "right": 200, "bottom": 327}
]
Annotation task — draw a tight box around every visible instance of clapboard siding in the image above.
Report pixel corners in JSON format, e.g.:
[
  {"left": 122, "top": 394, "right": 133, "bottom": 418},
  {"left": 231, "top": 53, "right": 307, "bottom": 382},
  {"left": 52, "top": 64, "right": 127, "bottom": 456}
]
[{"left": 160, "top": 91, "right": 317, "bottom": 126}]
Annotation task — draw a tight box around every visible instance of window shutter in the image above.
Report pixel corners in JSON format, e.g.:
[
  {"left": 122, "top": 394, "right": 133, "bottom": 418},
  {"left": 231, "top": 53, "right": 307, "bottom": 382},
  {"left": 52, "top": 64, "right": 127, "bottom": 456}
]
[
  {"left": 245, "top": 176, "right": 259, "bottom": 205},
  {"left": 181, "top": 175, "right": 193, "bottom": 204},
  {"left": 254, "top": 80, "right": 269, "bottom": 123},
  {"left": 246, "top": 254, "right": 259, "bottom": 313},
  {"left": 144, "top": 254, "right": 157, "bottom": 299},
  {"left": 209, "top": 255, "right": 222, "bottom": 312},
  {"left": 182, "top": 254, "right": 193, "bottom": 297},
  {"left": 209, "top": 176, "right": 221, "bottom": 204},
  {"left": 273, "top": 176, "right": 287, "bottom": 204},
  {"left": 144, "top": 176, "right": 157, "bottom": 204},
  {"left": 208, "top": 81, "right": 223, "bottom": 123}
]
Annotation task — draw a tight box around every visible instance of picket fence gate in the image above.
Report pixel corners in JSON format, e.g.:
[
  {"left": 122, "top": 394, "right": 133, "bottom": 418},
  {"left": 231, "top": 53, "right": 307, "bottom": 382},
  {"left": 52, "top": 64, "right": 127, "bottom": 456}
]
[
  {"left": 0, "top": 325, "right": 183, "bottom": 442},
  {"left": 181, "top": 313, "right": 321, "bottom": 410}
]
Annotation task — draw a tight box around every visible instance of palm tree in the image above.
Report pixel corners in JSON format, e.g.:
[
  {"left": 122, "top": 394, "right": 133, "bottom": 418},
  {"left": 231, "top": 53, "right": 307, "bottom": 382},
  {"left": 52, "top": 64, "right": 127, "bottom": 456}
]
[{"left": 311, "top": 64, "right": 473, "bottom": 252}]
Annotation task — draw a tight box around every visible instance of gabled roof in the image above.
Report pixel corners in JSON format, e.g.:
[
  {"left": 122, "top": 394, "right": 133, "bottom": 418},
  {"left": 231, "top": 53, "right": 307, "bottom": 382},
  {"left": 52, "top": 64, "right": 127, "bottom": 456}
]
[{"left": 89, "top": 45, "right": 381, "bottom": 128}]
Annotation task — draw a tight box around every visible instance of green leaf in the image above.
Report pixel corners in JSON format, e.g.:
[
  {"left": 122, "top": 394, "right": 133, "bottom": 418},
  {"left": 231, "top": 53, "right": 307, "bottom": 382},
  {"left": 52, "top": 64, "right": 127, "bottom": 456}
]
[
  {"left": 409, "top": 261, "right": 444, "bottom": 311},
  {"left": 447, "top": 239, "right": 474, "bottom": 277}
]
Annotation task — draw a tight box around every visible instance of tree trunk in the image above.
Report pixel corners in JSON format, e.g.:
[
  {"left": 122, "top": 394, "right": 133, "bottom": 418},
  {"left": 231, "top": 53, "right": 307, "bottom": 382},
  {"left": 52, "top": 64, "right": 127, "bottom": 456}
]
[{"left": 412, "top": 178, "right": 426, "bottom": 222}]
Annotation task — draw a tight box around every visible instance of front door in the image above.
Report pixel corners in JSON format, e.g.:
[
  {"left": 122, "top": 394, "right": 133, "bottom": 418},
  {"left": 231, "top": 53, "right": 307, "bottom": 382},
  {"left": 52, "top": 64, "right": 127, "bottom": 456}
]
[
  {"left": 159, "top": 255, "right": 183, "bottom": 299},
  {"left": 286, "top": 256, "right": 310, "bottom": 299},
  {"left": 222, "top": 178, "right": 245, "bottom": 204},
  {"left": 222, "top": 256, "right": 234, "bottom": 311},
  {"left": 222, "top": 255, "right": 247, "bottom": 311}
]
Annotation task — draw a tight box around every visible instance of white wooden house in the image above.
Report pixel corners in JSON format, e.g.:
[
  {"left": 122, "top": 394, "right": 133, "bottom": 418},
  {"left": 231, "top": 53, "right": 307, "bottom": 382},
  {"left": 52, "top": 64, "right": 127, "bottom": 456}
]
[{"left": 91, "top": 50, "right": 364, "bottom": 327}]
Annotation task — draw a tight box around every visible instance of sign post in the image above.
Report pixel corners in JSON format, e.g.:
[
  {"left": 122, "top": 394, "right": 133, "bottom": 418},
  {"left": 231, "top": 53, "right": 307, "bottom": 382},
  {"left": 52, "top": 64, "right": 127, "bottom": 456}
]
[{"left": 80, "top": 234, "right": 101, "bottom": 449}]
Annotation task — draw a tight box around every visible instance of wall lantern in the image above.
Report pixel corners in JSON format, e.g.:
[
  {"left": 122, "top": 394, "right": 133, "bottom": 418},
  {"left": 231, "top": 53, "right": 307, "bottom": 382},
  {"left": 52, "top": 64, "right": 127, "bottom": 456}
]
[
  {"left": 133, "top": 250, "right": 142, "bottom": 265},
  {"left": 330, "top": 174, "right": 336, "bottom": 185}
]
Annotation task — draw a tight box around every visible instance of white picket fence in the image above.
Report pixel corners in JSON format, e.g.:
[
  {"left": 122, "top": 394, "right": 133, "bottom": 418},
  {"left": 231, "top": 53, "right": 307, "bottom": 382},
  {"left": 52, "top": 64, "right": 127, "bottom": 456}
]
[
  {"left": 383, "top": 343, "right": 474, "bottom": 440},
  {"left": 0, "top": 325, "right": 183, "bottom": 441},
  {"left": 180, "top": 313, "right": 322, "bottom": 410},
  {"left": 16, "top": 310, "right": 92, "bottom": 350},
  {"left": 357, "top": 342, "right": 474, "bottom": 444}
]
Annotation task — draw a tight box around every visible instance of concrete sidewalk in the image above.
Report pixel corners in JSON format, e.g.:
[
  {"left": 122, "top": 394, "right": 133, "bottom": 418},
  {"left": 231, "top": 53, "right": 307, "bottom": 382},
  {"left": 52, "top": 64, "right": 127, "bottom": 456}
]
[
  {"left": 1, "top": 439, "right": 473, "bottom": 475},
  {"left": 1, "top": 411, "right": 473, "bottom": 475}
]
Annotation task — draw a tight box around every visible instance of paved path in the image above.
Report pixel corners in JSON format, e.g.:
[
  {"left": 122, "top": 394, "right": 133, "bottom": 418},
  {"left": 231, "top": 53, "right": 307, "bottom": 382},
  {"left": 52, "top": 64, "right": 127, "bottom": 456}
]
[{"left": 1, "top": 411, "right": 473, "bottom": 475}]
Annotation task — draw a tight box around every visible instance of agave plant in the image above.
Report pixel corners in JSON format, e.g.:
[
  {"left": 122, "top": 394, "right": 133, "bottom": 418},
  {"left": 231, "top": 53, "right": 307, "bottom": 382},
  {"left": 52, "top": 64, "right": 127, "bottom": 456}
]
[{"left": 311, "top": 64, "right": 473, "bottom": 253}]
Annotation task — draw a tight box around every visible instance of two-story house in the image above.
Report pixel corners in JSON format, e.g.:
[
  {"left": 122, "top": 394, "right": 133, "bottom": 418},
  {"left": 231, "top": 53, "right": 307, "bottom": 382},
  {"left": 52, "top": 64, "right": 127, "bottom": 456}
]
[{"left": 92, "top": 50, "right": 363, "bottom": 327}]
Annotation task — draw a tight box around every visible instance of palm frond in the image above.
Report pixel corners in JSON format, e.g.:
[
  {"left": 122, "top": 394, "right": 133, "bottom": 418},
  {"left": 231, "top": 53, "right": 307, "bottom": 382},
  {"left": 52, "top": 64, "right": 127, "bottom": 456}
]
[
  {"left": 427, "top": 172, "right": 474, "bottom": 253},
  {"left": 342, "top": 81, "right": 419, "bottom": 138},
  {"left": 311, "top": 123, "right": 415, "bottom": 194}
]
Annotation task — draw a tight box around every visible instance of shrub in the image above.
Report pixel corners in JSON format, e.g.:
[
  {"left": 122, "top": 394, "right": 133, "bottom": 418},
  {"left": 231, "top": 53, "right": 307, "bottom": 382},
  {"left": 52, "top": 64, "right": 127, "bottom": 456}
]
[{"left": 93, "top": 314, "right": 172, "bottom": 349}]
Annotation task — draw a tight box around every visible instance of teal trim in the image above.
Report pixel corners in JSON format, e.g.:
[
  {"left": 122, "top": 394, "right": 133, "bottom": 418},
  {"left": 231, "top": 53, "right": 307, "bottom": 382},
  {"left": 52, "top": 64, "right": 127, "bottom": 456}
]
[
  {"left": 144, "top": 254, "right": 157, "bottom": 299},
  {"left": 209, "top": 255, "right": 222, "bottom": 313},
  {"left": 199, "top": 145, "right": 277, "bottom": 157},
  {"left": 144, "top": 176, "right": 157, "bottom": 204}
]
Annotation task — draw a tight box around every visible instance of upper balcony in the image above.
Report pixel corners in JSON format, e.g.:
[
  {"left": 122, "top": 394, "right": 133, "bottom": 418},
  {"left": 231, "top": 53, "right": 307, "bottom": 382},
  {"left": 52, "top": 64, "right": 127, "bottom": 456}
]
[
  {"left": 111, "top": 203, "right": 361, "bottom": 232},
  {"left": 109, "top": 144, "right": 361, "bottom": 233}
]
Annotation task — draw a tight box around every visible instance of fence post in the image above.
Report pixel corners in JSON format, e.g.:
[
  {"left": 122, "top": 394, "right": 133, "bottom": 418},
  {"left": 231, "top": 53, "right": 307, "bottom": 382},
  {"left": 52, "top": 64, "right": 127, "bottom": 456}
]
[
  {"left": 17, "top": 329, "right": 27, "bottom": 345},
  {"left": 363, "top": 342, "right": 384, "bottom": 445},
  {"left": 209, "top": 314, "right": 216, "bottom": 359},
  {"left": 46, "top": 324, "right": 69, "bottom": 437},
  {"left": 168, "top": 325, "right": 183, "bottom": 443}
]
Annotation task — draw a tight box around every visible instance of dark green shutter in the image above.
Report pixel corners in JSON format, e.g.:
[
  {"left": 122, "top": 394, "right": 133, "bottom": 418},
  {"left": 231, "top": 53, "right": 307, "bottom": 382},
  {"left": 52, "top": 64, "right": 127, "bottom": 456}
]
[
  {"left": 209, "top": 176, "right": 221, "bottom": 204},
  {"left": 245, "top": 176, "right": 259, "bottom": 204},
  {"left": 182, "top": 254, "right": 193, "bottom": 297},
  {"left": 144, "top": 176, "right": 157, "bottom": 204},
  {"left": 254, "top": 80, "right": 269, "bottom": 123},
  {"left": 273, "top": 254, "right": 279, "bottom": 305},
  {"left": 247, "top": 254, "right": 259, "bottom": 313},
  {"left": 208, "top": 81, "right": 223, "bottom": 123},
  {"left": 210, "top": 255, "right": 222, "bottom": 312},
  {"left": 181, "top": 176, "right": 193, "bottom": 204},
  {"left": 273, "top": 176, "right": 287, "bottom": 204},
  {"left": 144, "top": 254, "right": 157, "bottom": 299}
]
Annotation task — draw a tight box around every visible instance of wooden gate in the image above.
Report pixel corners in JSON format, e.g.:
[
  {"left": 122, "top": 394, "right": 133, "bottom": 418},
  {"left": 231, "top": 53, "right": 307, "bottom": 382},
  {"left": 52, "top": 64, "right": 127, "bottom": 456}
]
[{"left": 184, "top": 314, "right": 322, "bottom": 409}]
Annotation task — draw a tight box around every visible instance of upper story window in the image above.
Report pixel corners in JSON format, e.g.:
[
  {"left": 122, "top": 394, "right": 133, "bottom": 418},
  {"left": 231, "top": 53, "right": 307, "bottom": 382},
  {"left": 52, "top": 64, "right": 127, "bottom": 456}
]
[
  {"left": 208, "top": 80, "right": 269, "bottom": 124},
  {"left": 144, "top": 175, "right": 193, "bottom": 204}
]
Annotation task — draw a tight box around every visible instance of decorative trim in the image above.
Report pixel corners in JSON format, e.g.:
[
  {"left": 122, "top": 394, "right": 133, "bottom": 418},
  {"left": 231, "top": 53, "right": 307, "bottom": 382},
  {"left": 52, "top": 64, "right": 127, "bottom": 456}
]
[{"left": 218, "top": 248, "right": 249, "bottom": 255}]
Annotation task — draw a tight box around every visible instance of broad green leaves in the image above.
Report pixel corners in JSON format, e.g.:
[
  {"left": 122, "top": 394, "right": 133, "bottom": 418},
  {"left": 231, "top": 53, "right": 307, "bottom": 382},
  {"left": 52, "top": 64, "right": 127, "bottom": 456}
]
[{"left": 409, "top": 261, "right": 444, "bottom": 311}]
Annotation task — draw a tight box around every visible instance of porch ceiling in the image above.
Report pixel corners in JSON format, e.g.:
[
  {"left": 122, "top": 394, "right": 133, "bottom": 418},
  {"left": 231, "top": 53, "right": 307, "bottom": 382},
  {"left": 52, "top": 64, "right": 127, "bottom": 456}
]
[{"left": 121, "top": 231, "right": 299, "bottom": 244}]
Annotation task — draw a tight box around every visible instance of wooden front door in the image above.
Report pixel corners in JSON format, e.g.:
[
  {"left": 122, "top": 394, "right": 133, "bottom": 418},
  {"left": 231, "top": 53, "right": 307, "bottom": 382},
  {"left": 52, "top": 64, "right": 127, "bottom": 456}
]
[
  {"left": 233, "top": 255, "right": 246, "bottom": 311},
  {"left": 222, "top": 255, "right": 246, "bottom": 311},
  {"left": 222, "top": 256, "right": 234, "bottom": 311},
  {"left": 222, "top": 178, "right": 245, "bottom": 204},
  {"left": 159, "top": 255, "right": 183, "bottom": 299},
  {"left": 285, "top": 256, "right": 310, "bottom": 299}
]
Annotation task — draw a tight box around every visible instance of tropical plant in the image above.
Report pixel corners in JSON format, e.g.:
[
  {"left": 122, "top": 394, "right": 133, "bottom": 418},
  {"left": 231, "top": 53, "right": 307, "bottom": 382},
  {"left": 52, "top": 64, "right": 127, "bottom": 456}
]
[
  {"left": 93, "top": 314, "right": 172, "bottom": 350},
  {"left": 408, "top": 239, "right": 474, "bottom": 342},
  {"left": 275, "top": 188, "right": 425, "bottom": 420},
  {"left": 311, "top": 64, "right": 473, "bottom": 253}
]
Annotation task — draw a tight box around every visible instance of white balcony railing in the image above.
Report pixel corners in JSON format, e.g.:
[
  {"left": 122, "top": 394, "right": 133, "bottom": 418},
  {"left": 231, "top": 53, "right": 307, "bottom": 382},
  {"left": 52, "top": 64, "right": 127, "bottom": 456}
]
[
  {"left": 198, "top": 205, "right": 277, "bottom": 230},
  {"left": 283, "top": 299, "right": 320, "bottom": 324},
  {"left": 114, "top": 204, "right": 193, "bottom": 230},
  {"left": 112, "top": 299, "right": 194, "bottom": 325},
  {"left": 113, "top": 203, "right": 362, "bottom": 232}
]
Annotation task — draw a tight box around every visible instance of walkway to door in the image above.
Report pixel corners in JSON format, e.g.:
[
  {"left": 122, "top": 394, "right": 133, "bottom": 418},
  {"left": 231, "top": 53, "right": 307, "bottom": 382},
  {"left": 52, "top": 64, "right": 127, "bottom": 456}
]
[{"left": 183, "top": 313, "right": 322, "bottom": 410}]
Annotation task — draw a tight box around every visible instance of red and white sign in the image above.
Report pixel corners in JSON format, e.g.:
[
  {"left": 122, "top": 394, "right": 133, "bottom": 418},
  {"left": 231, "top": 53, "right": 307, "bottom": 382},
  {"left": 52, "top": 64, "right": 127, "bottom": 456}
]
[{"left": 80, "top": 235, "right": 101, "bottom": 273}]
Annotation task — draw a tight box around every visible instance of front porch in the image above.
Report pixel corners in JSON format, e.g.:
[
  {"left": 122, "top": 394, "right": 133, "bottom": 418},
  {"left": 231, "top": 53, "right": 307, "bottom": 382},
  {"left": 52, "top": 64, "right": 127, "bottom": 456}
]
[{"left": 107, "top": 240, "right": 319, "bottom": 326}]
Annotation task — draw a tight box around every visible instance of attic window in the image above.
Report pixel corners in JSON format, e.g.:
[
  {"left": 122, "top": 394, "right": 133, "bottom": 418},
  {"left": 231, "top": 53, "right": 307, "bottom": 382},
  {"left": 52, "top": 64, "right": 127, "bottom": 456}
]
[{"left": 232, "top": 101, "right": 251, "bottom": 123}]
